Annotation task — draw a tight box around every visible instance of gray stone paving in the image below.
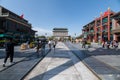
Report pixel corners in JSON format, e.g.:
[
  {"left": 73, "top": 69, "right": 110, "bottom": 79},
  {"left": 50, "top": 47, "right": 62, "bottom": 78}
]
[
  {"left": 2, "top": 41, "right": 118, "bottom": 80},
  {"left": 0, "top": 46, "right": 35, "bottom": 71},
  {"left": 66, "top": 42, "right": 120, "bottom": 80},
  {"left": 0, "top": 45, "right": 50, "bottom": 80},
  {"left": 24, "top": 42, "right": 99, "bottom": 80}
]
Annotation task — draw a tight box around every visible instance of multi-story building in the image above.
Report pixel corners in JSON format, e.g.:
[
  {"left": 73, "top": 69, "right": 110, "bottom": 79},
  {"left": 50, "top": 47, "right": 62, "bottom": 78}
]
[
  {"left": 112, "top": 12, "right": 120, "bottom": 41},
  {"left": 82, "top": 20, "right": 95, "bottom": 42},
  {"left": 0, "top": 6, "right": 36, "bottom": 43},
  {"left": 53, "top": 28, "right": 69, "bottom": 40},
  {"left": 82, "top": 8, "right": 115, "bottom": 42}
]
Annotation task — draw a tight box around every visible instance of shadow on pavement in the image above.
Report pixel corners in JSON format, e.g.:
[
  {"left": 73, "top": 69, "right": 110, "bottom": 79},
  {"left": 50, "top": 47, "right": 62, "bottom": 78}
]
[
  {"left": 65, "top": 42, "right": 120, "bottom": 80},
  {"left": 29, "top": 49, "right": 80, "bottom": 80}
]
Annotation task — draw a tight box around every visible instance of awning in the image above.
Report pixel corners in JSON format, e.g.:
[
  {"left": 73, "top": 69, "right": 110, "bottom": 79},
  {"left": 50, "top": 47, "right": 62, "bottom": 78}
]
[
  {"left": 0, "top": 34, "right": 13, "bottom": 38},
  {"left": 112, "top": 29, "right": 120, "bottom": 34}
]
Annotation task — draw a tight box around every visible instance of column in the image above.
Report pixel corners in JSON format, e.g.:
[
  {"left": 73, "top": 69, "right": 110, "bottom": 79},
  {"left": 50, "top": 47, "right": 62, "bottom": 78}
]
[
  {"left": 94, "top": 19, "right": 97, "bottom": 42},
  {"left": 100, "top": 12, "right": 103, "bottom": 42},
  {"left": 114, "top": 19, "right": 118, "bottom": 41},
  {"left": 107, "top": 8, "right": 110, "bottom": 41}
]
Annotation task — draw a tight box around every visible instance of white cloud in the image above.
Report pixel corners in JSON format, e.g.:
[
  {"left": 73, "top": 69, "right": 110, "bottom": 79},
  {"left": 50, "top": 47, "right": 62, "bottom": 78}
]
[{"left": 32, "top": 27, "right": 52, "bottom": 36}]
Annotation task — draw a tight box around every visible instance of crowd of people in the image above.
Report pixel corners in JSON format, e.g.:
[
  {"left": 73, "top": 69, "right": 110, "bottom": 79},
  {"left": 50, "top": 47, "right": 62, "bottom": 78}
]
[
  {"left": 48, "top": 40, "right": 57, "bottom": 50},
  {"left": 2, "top": 38, "right": 57, "bottom": 67},
  {"left": 81, "top": 38, "right": 119, "bottom": 49},
  {"left": 102, "top": 40, "right": 119, "bottom": 49},
  {"left": 35, "top": 39, "right": 57, "bottom": 57},
  {"left": 2, "top": 38, "right": 119, "bottom": 67}
]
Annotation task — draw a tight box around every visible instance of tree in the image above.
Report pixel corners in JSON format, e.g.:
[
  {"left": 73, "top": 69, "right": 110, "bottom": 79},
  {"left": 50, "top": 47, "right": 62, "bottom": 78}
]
[{"left": 37, "top": 35, "right": 46, "bottom": 38}]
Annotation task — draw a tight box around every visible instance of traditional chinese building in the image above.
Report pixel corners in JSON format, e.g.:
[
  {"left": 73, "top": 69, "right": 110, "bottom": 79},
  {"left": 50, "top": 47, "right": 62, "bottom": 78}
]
[
  {"left": 82, "top": 8, "right": 115, "bottom": 42},
  {"left": 53, "top": 28, "right": 69, "bottom": 40},
  {"left": 0, "top": 6, "right": 36, "bottom": 43},
  {"left": 112, "top": 12, "right": 120, "bottom": 41}
]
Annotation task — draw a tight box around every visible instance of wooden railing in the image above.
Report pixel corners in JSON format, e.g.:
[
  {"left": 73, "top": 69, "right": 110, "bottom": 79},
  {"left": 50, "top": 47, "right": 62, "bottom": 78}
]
[{"left": 112, "top": 26, "right": 120, "bottom": 30}]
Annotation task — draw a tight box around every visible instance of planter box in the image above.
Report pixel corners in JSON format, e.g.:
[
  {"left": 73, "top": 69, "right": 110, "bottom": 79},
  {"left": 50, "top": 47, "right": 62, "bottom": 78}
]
[{"left": 20, "top": 43, "right": 28, "bottom": 50}]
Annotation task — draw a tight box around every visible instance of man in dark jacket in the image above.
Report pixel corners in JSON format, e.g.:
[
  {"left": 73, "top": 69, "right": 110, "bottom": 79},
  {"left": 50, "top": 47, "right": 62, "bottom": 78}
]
[
  {"left": 82, "top": 39, "right": 86, "bottom": 48},
  {"left": 3, "top": 38, "right": 14, "bottom": 67}
]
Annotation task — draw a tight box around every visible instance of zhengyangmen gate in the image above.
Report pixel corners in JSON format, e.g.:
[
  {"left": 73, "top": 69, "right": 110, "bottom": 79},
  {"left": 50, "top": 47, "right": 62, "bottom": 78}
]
[
  {"left": 53, "top": 28, "right": 69, "bottom": 41},
  {"left": 0, "top": 6, "right": 36, "bottom": 43}
]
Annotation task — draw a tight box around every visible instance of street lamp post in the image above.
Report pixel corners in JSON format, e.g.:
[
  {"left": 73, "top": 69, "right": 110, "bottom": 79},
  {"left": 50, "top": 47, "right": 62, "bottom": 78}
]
[
  {"left": 35, "top": 34, "right": 38, "bottom": 40},
  {"left": 45, "top": 33, "right": 47, "bottom": 38},
  {"left": 74, "top": 33, "right": 76, "bottom": 43}
]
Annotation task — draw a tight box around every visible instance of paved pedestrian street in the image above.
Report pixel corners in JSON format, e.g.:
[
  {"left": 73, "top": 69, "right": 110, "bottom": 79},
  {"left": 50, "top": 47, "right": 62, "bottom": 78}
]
[
  {"left": 67, "top": 42, "right": 120, "bottom": 80},
  {"left": 24, "top": 42, "right": 99, "bottom": 80},
  {"left": 0, "top": 42, "right": 120, "bottom": 80},
  {"left": 0, "top": 45, "right": 50, "bottom": 80}
]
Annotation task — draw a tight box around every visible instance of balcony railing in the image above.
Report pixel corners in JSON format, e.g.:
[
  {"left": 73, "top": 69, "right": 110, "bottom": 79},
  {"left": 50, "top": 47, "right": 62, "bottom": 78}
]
[
  {"left": 9, "top": 14, "right": 27, "bottom": 23},
  {"left": 1, "top": 13, "right": 9, "bottom": 16},
  {"left": 90, "top": 30, "right": 94, "bottom": 32},
  {"left": 8, "top": 14, "right": 31, "bottom": 27},
  {"left": 84, "top": 32, "right": 89, "bottom": 35},
  {"left": 112, "top": 26, "right": 120, "bottom": 30},
  {"left": 102, "top": 29, "right": 108, "bottom": 32}
]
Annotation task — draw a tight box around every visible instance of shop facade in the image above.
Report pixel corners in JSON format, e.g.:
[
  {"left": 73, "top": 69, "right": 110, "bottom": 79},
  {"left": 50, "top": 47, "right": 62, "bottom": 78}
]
[
  {"left": 112, "top": 12, "right": 120, "bottom": 42},
  {"left": 0, "top": 6, "right": 36, "bottom": 44},
  {"left": 82, "top": 8, "right": 115, "bottom": 42}
]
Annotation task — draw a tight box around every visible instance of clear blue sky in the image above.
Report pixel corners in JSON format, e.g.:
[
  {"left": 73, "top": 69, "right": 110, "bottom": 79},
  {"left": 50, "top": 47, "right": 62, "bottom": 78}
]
[{"left": 0, "top": 0, "right": 120, "bottom": 36}]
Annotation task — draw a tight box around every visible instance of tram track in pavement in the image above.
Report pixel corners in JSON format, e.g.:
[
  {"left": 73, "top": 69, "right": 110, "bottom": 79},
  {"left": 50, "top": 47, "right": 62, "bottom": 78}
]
[
  {"left": 20, "top": 49, "right": 51, "bottom": 80},
  {"left": 75, "top": 43, "right": 120, "bottom": 72},
  {"left": 0, "top": 53, "right": 36, "bottom": 72},
  {"left": 64, "top": 42, "right": 102, "bottom": 80},
  {"left": 23, "top": 42, "right": 100, "bottom": 80},
  {"left": 0, "top": 48, "right": 51, "bottom": 80},
  {"left": 65, "top": 42, "right": 120, "bottom": 80}
]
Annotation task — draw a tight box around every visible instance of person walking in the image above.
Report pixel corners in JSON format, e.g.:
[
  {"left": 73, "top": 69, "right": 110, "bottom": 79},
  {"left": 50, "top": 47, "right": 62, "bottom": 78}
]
[
  {"left": 41, "top": 40, "right": 46, "bottom": 57},
  {"left": 82, "top": 39, "right": 86, "bottom": 48},
  {"left": 48, "top": 40, "right": 52, "bottom": 49},
  {"left": 114, "top": 40, "right": 119, "bottom": 50},
  {"left": 53, "top": 40, "right": 57, "bottom": 50},
  {"left": 106, "top": 40, "right": 110, "bottom": 49},
  {"left": 3, "top": 38, "right": 14, "bottom": 67},
  {"left": 102, "top": 41, "right": 105, "bottom": 48},
  {"left": 36, "top": 39, "right": 41, "bottom": 57}
]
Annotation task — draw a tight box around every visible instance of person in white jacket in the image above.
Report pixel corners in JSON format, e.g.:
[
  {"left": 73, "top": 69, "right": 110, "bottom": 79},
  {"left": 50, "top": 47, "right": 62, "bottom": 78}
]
[{"left": 48, "top": 40, "right": 52, "bottom": 49}]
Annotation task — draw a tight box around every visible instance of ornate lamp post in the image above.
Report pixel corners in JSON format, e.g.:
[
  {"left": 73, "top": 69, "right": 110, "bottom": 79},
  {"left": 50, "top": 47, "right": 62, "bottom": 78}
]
[
  {"left": 45, "top": 33, "right": 47, "bottom": 38},
  {"left": 74, "top": 33, "right": 76, "bottom": 43}
]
